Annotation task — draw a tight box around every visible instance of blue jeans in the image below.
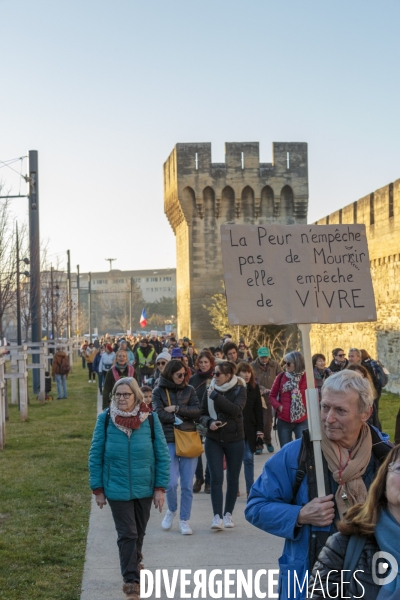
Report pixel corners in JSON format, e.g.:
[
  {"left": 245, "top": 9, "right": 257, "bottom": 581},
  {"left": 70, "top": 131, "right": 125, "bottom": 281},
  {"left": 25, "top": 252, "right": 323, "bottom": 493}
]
[
  {"left": 166, "top": 443, "right": 198, "bottom": 521},
  {"left": 277, "top": 418, "right": 308, "bottom": 448},
  {"left": 242, "top": 440, "right": 254, "bottom": 493},
  {"left": 55, "top": 374, "right": 67, "bottom": 399},
  {"left": 205, "top": 438, "right": 245, "bottom": 518}
]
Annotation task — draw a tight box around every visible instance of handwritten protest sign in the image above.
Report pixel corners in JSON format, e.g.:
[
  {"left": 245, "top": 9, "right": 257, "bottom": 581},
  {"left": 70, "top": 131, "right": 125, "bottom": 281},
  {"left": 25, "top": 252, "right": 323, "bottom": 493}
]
[{"left": 220, "top": 223, "right": 376, "bottom": 325}]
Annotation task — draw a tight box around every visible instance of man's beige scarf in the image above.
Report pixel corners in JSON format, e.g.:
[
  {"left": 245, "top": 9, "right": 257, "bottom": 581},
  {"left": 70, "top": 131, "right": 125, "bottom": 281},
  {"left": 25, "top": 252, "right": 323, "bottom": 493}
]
[{"left": 321, "top": 423, "right": 372, "bottom": 519}]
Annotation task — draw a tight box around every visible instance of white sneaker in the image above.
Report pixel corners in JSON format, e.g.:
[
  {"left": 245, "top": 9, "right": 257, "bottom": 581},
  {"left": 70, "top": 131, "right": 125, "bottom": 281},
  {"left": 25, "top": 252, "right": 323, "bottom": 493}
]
[
  {"left": 223, "top": 513, "right": 235, "bottom": 528},
  {"left": 211, "top": 515, "right": 224, "bottom": 530},
  {"left": 179, "top": 520, "right": 193, "bottom": 535},
  {"left": 161, "top": 510, "right": 176, "bottom": 530},
  {"left": 88, "top": 380, "right": 91, "bottom": 383}
]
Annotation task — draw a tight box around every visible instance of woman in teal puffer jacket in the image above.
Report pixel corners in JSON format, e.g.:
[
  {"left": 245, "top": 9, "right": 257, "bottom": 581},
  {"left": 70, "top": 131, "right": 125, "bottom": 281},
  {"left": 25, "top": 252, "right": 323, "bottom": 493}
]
[{"left": 89, "top": 377, "right": 170, "bottom": 600}]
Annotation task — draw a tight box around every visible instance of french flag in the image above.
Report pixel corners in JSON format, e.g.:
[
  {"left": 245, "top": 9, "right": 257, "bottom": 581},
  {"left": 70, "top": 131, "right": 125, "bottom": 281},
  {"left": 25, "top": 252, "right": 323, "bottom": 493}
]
[{"left": 140, "top": 308, "right": 147, "bottom": 328}]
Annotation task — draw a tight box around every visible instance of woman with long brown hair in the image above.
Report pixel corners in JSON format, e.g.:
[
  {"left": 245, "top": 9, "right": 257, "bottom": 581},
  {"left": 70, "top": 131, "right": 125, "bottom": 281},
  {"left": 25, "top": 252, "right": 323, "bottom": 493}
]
[
  {"left": 190, "top": 350, "right": 216, "bottom": 493},
  {"left": 309, "top": 444, "right": 400, "bottom": 599}
]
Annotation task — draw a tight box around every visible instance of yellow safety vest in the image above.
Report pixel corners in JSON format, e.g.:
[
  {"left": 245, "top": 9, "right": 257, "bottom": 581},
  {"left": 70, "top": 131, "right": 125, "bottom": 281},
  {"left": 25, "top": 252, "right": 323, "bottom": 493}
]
[{"left": 136, "top": 348, "right": 155, "bottom": 369}]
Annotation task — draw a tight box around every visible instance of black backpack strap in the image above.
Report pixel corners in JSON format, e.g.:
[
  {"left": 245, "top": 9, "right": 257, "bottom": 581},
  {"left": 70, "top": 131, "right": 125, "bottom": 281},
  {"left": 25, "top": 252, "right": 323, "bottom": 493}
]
[
  {"left": 148, "top": 412, "right": 155, "bottom": 443},
  {"left": 292, "top": 429, "right": 309, "bottom": 501},
  {"left": 369, "top": 423, "right": 394, "bottom": 458},
  {"left": 104, "top": 408, "right": 110, "bottom": 439}
]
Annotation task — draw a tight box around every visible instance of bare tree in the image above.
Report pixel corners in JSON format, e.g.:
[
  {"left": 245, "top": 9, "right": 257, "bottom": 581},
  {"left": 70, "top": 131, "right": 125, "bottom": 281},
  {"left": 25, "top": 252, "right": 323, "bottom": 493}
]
[
  {"left": 0, "top": 187, "right": 17, "bottom": 339},
  {"left": 203, "top": 284, "right": 299, "bottom": 360}
]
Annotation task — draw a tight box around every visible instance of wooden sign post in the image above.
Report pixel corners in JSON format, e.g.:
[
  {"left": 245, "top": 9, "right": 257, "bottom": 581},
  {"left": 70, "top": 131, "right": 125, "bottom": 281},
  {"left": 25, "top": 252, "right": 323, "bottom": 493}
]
[{"left": 220, "top": 223, "right": 377, "bottom": 497}]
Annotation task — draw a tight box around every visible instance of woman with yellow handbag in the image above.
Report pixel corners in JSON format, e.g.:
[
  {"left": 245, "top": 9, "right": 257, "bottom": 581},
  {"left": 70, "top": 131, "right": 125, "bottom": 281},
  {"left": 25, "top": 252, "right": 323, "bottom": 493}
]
[{"left": 152, "top": 359, "right": 202, "bottom": 535}]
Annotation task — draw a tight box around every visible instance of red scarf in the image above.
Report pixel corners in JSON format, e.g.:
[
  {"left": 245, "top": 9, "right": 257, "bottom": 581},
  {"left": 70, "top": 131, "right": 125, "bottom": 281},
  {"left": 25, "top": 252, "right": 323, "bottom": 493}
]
[{"left": 114, "top": 402, "right": 150, "bottom": 430}]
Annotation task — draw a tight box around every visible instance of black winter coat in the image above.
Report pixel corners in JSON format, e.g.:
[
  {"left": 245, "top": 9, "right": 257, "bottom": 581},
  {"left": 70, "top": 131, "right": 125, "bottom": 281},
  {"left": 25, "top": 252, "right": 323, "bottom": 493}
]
[
  {"left": 329, "top": 358, "right": 349, "bottom": 372},
  {"left": 189, "top": 371, "right": 213, "bottom": 403},
  {"left": 243, "top": 384, "right": 264, "bottom": 453},
  {"left": 152, "top": 376, "right": 200, "bottom": 443},
  {"left": 200, "top": 382, "right": 246, "bottom": 444},
  {"left": 309, "top": 532, "right": 380, "bottom": 599}
]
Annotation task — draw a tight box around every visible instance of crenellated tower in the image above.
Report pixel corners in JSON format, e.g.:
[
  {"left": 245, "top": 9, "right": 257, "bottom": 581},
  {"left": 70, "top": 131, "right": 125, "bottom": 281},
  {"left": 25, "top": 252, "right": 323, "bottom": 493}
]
[{"left": 164, "top": 141, "right": 309, "bottom": 347}]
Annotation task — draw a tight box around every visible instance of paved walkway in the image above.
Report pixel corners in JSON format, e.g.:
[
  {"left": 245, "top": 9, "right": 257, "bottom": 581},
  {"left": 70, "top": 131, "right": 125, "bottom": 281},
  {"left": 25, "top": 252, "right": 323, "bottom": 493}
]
[{"left": 80, "top": 394, "right": 284, "bottom": 599}]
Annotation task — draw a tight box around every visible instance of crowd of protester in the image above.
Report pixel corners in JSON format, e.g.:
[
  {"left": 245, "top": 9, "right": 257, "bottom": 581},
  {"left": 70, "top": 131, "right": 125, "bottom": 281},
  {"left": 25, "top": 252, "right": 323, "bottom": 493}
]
[{"left": 88, "top": 331, "right": 400, "bottom": 600}]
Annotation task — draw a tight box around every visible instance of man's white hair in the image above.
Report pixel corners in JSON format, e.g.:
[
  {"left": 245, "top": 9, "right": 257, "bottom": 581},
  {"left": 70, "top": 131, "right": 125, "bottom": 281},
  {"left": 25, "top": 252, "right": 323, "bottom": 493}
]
[
  {"left": 321, "top": 370, "right": 373, "bottom": 413},
  {"left": 349, "top": 347, "right": 362, "bottom": 358}
]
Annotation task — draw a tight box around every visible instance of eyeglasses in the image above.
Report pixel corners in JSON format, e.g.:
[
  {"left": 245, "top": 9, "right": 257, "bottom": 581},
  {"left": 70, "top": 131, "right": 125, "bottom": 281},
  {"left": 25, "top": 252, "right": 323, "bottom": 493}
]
[
  {"left": 175, "top": 372, "right": 185, "bottom": 379},
  {"left": 337, "top": 354, "right": 346, "bottom": 358},
  {"left": 388, "top": 463, "right": 400, "bottom": 475},
  {"left": 212, "top": 372, "right": 223, "bottom": 377},
  {"left": 115, "top": 392, "right": 133, "bottom": 399},
  {"left": 157, "top": 361, "right": 167, "bottom": 366}
]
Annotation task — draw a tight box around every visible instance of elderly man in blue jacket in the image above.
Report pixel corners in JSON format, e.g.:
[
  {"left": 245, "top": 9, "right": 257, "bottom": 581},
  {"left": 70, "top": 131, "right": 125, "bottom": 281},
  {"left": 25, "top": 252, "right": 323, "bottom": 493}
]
[{"left": 245, "top": 370, "right": 391, "bottom": 600}]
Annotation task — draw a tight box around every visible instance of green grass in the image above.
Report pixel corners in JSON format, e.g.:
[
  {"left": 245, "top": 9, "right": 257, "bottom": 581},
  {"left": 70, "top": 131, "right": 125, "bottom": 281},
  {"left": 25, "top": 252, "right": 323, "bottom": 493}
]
[
  {"left": 379, "top": 390, "right": 399, "bottom": 442},
  {"left": 0, "top": 363, "right": 98, "bottom": 600}
]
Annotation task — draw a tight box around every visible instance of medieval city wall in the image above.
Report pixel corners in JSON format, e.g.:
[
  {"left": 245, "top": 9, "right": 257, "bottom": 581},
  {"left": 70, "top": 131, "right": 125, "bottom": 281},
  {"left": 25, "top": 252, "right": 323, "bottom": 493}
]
[
  {"left": 164, "top": 142, "right": 309, "bottom": 348},
  {"left": 310, "top": 178, "right": 400, "bottom": 393}
]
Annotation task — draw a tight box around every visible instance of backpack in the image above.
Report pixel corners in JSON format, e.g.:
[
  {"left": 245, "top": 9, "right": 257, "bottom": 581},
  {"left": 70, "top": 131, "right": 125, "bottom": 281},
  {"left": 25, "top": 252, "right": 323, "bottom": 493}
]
[
  {"left": 59, "top": 355, "right": 70, "bottom": 375},
  {"left": 292, "top": 426, "right": 392, "bottom": 570},
  {"left": 368, "top": 359, "right": 389, "bottom": 389}
]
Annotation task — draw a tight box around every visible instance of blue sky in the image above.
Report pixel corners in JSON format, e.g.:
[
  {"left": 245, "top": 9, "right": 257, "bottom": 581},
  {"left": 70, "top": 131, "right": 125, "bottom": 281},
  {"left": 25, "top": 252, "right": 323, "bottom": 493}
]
[{"left": 1, "top": 0, "right": 399, "bottom": 273}]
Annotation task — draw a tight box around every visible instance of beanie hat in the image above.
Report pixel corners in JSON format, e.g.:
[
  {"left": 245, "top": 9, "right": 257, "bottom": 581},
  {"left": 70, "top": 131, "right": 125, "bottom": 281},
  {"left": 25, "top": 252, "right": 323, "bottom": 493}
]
[
  {"left": 257, "top": 347, "right": 271, "bottom": 357},
  {"left": 171, "top": 348, "right": 183, "bottom": 359},
  {"left": 156, "top": 351, "right": 171, "bottom": 363}
]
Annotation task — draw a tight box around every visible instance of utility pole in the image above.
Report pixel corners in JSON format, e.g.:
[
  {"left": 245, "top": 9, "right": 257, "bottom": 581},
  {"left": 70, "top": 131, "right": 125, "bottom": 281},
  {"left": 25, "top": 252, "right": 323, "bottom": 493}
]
[
  {"left": 130, "top": 277, "right": 133, "bottom": 333},
  {"left": 76, "top": 265, "right": 80, "bottom": 335},
  {"left": 88, "top": 272, "right": 92, "bottom": 343},
  {"left": 16, "top": 224, "right": 22, "bottom": 346},
  {"left": 51, "top": 266, "right": 55, "bottom": 342},
  {"left": 67, "top": 250, "right": 71, "bottom": 338},
  {"left": 28, "top": 150, "right": 42, "bottom": 393},
  {"left": 105, "top": 258, "right": 116, "bottom": 271}
]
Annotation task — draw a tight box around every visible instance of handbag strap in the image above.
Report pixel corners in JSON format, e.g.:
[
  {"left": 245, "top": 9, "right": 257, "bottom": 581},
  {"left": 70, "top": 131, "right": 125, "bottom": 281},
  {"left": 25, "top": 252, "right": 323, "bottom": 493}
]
[{"left": 166, "top": 388, "right": 171, "bottom": 406}]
